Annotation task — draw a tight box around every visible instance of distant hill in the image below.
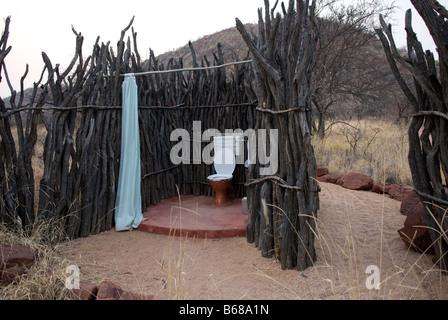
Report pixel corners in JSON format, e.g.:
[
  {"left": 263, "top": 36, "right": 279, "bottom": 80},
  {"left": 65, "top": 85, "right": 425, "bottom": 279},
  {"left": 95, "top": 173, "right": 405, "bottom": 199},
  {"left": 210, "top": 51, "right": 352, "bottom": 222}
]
[
  {"left": 155, "top": 23, "right": 258, "bottom": 67},
  {"left": 153, "top": 20, "right": 401, "bottom": 120}
]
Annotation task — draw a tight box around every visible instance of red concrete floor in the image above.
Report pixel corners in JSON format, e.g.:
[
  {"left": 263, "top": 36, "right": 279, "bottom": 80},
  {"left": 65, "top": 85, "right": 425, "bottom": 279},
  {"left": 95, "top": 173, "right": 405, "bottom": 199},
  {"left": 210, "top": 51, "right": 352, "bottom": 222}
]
[{"left": 137, "top": 196, "right": 248, "bottom": 239}]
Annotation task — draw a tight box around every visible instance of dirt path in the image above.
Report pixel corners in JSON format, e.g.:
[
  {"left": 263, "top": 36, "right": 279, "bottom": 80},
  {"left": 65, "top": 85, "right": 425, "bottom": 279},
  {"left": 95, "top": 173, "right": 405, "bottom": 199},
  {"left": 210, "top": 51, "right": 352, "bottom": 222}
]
[{"left": 57, "top": 182, "right": 448, "bottom": 300}]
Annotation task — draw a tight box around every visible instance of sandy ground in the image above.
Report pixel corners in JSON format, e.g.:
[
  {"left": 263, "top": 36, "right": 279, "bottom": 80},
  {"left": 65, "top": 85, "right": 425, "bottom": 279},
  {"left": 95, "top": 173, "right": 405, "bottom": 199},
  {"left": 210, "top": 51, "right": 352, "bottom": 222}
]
[{"left": 57, "top": 182, "right": 448, "bottom": 300}]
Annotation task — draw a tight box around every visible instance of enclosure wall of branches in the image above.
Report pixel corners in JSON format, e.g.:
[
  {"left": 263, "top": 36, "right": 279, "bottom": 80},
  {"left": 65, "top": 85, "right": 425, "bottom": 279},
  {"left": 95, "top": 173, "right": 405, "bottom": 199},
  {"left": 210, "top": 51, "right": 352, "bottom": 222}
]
[
  {"left": 0, "top": 17, "right": 256, "bottom": 240},
  {"left": 237, "top": 0, "right": 320, "bottom": 271},
  {"left": 376, "top": 0, "right": 448, "bottom": 271},
  {"left": 1, "top": 0, "right": 323, "bottom": 273}
]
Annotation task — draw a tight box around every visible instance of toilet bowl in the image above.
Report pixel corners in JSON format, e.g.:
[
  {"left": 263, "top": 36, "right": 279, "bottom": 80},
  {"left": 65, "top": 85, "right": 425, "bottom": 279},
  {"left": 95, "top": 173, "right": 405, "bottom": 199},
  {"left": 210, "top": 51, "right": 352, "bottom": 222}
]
[{"left": 207, "top": 135, "right": 240, "bottom": 205}]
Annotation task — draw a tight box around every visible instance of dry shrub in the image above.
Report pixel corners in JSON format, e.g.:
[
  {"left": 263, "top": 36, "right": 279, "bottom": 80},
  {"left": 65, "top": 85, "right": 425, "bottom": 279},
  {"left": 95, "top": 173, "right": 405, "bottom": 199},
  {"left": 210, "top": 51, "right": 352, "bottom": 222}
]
[
  {"left": 0, "top": 221, "right": 72, "bottom": 300},
  {"left": 312, "top": 118, "right": 412, "bottom": 185}
]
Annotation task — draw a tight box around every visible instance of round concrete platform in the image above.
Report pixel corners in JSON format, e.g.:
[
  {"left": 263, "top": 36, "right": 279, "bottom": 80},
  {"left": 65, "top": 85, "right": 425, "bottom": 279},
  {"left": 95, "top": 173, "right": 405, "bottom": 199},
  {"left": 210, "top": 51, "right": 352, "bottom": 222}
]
[{"left": 137, "top": 196, "right": 248, "bottom": 239}]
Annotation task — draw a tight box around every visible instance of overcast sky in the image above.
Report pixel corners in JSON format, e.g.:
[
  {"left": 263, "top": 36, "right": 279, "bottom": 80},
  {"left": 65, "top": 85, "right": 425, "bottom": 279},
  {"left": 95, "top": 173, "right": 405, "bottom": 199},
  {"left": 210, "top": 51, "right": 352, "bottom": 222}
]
[{"left": 0, "top": 0, "right": 441, "bottom": 98}]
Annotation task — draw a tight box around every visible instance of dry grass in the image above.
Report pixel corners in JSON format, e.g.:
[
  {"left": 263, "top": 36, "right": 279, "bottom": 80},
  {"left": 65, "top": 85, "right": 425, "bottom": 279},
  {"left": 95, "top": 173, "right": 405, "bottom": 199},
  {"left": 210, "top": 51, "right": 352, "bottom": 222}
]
[
  {"left": 312, "top": 118, "right": 412, "bottom": 185},
  {"left": 0, "top": 221, "right": 73, "bottom": 300},
  {"left": 309, "top": 187, "right": 448, "bottom": 300},
  {"left": 31, "top": 124, "right": 47, "bottom": 183}
]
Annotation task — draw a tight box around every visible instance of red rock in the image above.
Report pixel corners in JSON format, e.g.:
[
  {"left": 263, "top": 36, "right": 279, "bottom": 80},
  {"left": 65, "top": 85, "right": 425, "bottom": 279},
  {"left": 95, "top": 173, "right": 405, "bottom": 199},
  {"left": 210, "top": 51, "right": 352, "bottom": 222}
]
[
  {"left": 398, "top": 208, "right": 435, "bottom": 255},
  {"left": 1, "top": 265, "right": 26, "bottom": 284},
  {"left": 388, "top": 184, "right": 414, "bottom": 202},
  {"left": 0, "top": 243, "right": 37, "bottom": 284},
  {"left": 326, "top": 173, "right": 344, "bottom": 184},
  {"left": 317, "top": 173, "right": 344, "bottom": 184},
  {"left": 400, "top": 191, "right": 424, "bottom": 216},
  {"left": 317, "top": 166, "right": 329, "bottom": 177},
  {"left": 371, "top": 182, "right": 387, "bottom": 194},
  {"left": 96, "top": 279, "right": 124, "bottom": 300},
  {"left": 119, "top": 291, "right": 155, "bottom": 300},
  {"left": 68, "top": 281, "right": 98, "bottom": 300},
  {"left": 317, "top": 175, "right": 329, "bottom": 182},
  {"left": 0, "top": 243, "right": 36, "bottom": 269},
  {"left": 95, "top": 279, "right": 153, "bottom": 300},
  {"left": 336, "top": 172, "right": 373, "bottom": 190}
]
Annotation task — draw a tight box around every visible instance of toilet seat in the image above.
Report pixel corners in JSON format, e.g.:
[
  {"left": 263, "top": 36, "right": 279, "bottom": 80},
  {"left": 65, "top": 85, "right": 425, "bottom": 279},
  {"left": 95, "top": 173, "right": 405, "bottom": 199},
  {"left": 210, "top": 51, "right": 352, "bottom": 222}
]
[
  {"left": 207, "top": 174, "right": 233, "bottom": 181},
  {"left": 208, "top": 148, "right": 235, "bottom": 181}
]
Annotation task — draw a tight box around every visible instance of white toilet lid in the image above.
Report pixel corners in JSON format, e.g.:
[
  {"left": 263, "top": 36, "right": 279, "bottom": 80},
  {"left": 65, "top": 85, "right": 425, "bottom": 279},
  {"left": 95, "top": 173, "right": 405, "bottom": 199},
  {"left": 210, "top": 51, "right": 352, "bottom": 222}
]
[{"left": 214, "top": 148, "right": 235, "bottom": 176}]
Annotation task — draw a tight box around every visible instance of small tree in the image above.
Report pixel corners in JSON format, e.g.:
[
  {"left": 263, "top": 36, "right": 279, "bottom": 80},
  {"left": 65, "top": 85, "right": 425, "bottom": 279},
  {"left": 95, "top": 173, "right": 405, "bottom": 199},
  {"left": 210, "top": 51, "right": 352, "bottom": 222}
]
[
  {"left": 376, "top": 0, "right": 448, "bottom": 271},
  {"left": 312, "top": 0, "right": 395, "bottom": 138}
]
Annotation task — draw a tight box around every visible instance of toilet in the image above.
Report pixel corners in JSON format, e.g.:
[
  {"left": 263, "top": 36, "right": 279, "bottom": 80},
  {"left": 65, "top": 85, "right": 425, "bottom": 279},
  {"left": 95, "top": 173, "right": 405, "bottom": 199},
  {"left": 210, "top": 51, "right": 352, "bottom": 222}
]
[{"left": 207, "top": 135, "right": 242, "bottom": 206}]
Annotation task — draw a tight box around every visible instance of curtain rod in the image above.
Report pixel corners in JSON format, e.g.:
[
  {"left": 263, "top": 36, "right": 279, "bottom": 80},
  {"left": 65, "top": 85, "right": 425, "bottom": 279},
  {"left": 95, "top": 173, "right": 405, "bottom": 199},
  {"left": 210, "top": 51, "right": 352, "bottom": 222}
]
[{"left": 105, "top": 60, "right": 253, "bottom": 78}]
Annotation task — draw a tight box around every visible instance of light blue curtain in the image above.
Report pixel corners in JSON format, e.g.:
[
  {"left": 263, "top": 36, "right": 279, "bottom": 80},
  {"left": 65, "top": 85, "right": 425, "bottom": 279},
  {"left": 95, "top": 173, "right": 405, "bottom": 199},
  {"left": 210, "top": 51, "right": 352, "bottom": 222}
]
[{"left": 115, "top": 75, "right": 144, "bottom": 231}]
